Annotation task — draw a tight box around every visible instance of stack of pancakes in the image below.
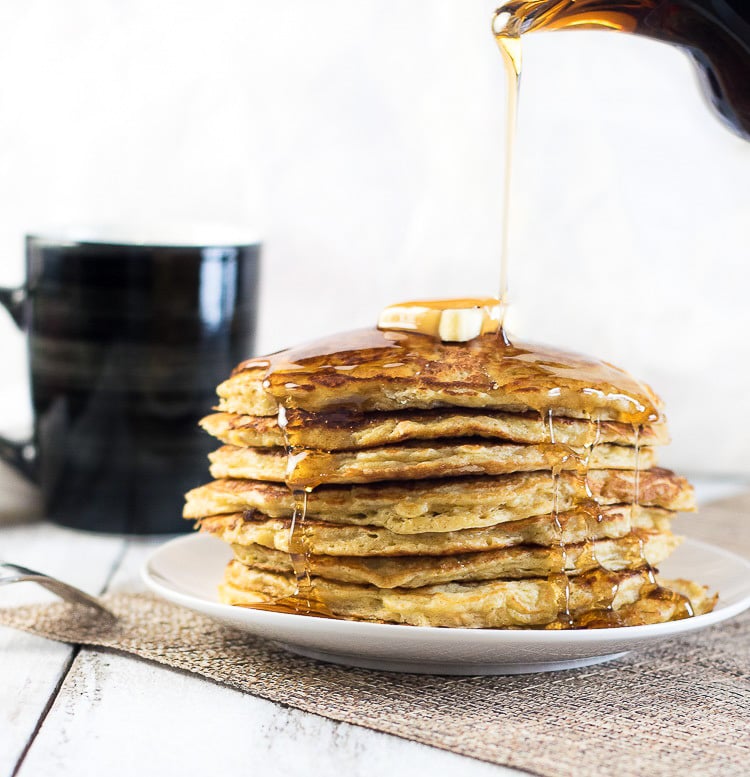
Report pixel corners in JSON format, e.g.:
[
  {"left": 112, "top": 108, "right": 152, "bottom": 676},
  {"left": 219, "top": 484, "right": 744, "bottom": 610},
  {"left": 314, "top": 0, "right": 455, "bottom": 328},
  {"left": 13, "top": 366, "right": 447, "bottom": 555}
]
[{"left": 184, "top": 328, "right": 716, "bottom": 628}]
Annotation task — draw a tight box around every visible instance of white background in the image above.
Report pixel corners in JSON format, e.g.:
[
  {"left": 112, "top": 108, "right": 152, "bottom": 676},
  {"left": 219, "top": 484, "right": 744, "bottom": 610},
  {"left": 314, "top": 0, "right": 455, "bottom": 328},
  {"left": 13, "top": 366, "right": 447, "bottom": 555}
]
[{"left": 0, "top": 0, "right": 748, "bottom": 474}]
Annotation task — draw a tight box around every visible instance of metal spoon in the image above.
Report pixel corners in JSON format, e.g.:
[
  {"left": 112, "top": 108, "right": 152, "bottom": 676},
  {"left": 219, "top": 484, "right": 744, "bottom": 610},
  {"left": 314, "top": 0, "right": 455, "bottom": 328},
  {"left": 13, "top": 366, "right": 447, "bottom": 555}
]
[{"left": 0, "top": 562, "right": 114, "bottom": 620}]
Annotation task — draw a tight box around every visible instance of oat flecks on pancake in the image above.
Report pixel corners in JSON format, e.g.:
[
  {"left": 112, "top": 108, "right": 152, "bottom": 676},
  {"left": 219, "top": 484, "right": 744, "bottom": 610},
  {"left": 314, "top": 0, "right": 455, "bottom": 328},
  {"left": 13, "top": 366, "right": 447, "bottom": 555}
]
[
  {"left": 230, "top": 531, "right": 680, "bottom": 588},
  {"left": 218, "top": 329, "right": 663, "bottom": 423},
  {"left": 207, "top": 441, "right": 657, "bottom": 486},
  {"left": 198, "top": 506, "right": 674, "bottom": 557},
  {"left": 185, "top": 468, "right": 694, "bottom": 533},
  {"left": 200, "top": 409, "right": 670, "bottom": 451},
  {"left": 222, "top": 563, "right": 656, "bottom": 628},
  {"left": 219, "top": 564, "right": 715, "bottom": 628}
]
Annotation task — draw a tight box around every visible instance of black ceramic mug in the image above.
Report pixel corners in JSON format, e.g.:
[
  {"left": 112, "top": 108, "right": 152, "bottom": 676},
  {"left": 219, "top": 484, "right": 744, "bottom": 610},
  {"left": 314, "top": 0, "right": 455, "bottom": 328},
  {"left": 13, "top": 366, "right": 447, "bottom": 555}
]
[{"left": 0, "top": 230, "right": 260, "bottom": 534}]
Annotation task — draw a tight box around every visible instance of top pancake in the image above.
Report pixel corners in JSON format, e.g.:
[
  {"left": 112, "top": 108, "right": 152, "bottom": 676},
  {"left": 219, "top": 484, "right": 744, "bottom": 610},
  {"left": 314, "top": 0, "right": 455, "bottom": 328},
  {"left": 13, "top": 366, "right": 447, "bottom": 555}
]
[{"left": 217, "top": 328, "right": 662, "bottom": 423}]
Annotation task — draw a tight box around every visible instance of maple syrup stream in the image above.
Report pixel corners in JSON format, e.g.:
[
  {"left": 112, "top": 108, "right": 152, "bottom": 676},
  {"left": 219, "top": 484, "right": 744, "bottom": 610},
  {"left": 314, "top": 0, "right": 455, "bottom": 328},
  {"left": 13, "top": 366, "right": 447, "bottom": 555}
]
[{"left": 494, "top": 6, "right": 692, "bottom": 626}]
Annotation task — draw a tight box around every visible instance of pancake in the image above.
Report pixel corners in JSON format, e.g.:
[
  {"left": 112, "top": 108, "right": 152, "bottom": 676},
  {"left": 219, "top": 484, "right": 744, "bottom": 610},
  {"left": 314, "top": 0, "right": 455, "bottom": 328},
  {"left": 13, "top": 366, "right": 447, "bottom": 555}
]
[
  {"left": 198, "top": 505, "right": 674, "bottom": 557},
  {"left": 217, "top": 329, "right": 663, "bottom": 423},
  {"left": 186, "top": 322, "right": 715, "bottom": 630},
  {"left": 220, "top": 562, "right": 714, "bottom": 628},
  {"left": 185, "top": 468, "right": 693, "bottom": 533},
  {"left": 231, "top": 530, "right": 680, "bottom": 587},
  {"left": 200, "top": 409, "right": 669, "bottom": 451},
  {"left": 207, "top": 441, "right": 657, "bottom": 487}
]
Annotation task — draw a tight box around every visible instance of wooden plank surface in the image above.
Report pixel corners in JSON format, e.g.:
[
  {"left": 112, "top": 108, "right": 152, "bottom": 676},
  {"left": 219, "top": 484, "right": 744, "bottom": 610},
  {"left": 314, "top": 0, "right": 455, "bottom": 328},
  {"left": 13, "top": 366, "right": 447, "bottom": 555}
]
[
  {"left": 15, "top": 541, "right": 513, "bottom": 777},
  {"left": 0, "top": 521, "right": 125, "bottom": 777}
]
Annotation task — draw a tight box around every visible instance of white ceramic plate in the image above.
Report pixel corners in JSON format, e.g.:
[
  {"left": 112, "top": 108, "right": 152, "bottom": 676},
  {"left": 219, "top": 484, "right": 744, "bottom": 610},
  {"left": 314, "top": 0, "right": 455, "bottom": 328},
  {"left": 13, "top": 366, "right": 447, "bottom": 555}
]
[{"left": 142, "top": 534, "right": 750, "bottom": 675}]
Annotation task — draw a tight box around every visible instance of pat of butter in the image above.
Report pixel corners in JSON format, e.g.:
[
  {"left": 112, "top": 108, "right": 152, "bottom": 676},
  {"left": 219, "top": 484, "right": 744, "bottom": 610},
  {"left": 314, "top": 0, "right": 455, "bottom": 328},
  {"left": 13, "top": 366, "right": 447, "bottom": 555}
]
[{"left": 378, "top": 298, "right": 503, "bottom": 342}]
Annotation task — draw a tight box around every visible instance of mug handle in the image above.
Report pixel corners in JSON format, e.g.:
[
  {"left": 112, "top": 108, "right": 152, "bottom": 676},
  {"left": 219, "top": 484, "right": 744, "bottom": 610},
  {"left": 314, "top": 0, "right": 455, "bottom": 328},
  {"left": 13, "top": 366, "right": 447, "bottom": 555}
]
[
  {"left": 0, "top": 285, "right": 27, "bottom": 328},
  {"left": 0, "top": 285, "right": 37, "bottom": 481}
]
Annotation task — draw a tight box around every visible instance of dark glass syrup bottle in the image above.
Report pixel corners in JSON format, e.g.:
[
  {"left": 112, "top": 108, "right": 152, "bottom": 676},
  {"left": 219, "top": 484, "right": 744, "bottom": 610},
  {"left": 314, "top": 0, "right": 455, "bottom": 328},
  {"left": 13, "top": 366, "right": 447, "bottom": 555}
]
[{"left": 495, "top": 1, "right": 750, "bottom": 139}]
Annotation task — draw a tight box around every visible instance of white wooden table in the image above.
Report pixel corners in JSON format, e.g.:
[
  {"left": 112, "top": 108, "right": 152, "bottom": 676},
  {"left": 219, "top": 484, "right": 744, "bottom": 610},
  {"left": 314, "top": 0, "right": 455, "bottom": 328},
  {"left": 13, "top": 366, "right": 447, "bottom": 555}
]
[{"left": 1, "top": 465, "right": 747, "bottom": 777}]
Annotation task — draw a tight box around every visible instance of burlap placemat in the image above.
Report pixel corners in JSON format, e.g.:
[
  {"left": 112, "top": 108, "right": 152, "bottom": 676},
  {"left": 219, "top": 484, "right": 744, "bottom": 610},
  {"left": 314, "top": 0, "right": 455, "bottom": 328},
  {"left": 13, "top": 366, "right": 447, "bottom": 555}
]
[{"left": 2, "top": 493, "right": 749, "bottom": 777}]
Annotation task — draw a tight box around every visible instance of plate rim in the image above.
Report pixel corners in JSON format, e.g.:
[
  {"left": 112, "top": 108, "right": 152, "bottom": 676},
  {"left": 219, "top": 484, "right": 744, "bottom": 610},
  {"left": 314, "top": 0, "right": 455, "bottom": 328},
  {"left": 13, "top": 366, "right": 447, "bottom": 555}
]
[{"left": 141, "top": 533, "right": 750, "bottom": 644}]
